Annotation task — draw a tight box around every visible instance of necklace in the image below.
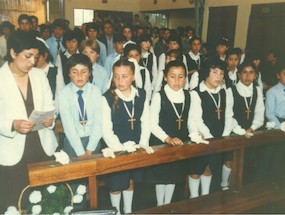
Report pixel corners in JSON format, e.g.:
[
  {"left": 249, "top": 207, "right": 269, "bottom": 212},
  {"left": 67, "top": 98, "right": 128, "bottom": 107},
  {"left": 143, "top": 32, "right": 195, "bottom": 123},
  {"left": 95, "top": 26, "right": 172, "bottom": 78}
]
[
  {"left": 170, "top": 100, "right": 185, "bottom": 130},
  {"left": 123, "top": 99, "right": 136, "bottom": 130},
  {"left": 207, "top": 91, "right": 222, "bottom": 120},
  {"left": 242, "top": 92, "right": 253, "bottom": 120},
  {"left": 12, "top": 72, "right": 27, "bottom": 77}
]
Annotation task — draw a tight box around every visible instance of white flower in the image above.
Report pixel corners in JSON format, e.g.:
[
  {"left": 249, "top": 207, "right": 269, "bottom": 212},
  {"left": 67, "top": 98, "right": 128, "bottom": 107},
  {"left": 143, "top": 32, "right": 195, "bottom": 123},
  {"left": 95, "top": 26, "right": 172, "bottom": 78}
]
[
  {"left": 64, "top": 206, "right": 73, "bottom": 214},
  {"left": 53, "top": 213, "right": 60, "bottom": 215},
  {"left": 4, "top": 206, "right": 20, "bottom": 215},
  {"left": 47, "top": 185, "right": 57, "bottom": 194},
  {"left": 31, "top": 205, "right": 42, "bottom": 214},
  {"left": 266, "top": 121, "right": 276, "bottom": 130},
  {"left": 29, "top": 191, "right": 42, "bottom": 204},
  {"left": 54, "top": 150, "right": 70, "bottom": 165},
  {"left": 73, "top": 194, "right": 83, "bottom": 203},
  {"left": 76, "top": 184, "right": 87, "bottom": 195}
]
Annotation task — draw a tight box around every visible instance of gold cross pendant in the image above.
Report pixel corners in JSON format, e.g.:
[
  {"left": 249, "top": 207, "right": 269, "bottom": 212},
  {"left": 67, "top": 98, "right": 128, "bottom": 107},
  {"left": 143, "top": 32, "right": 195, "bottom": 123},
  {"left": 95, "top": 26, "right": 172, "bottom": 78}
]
[
  {"left": 215, "top": 108, "right": 222, "bottom": 120},
  {"left": 176, "top": 117, "right": 183, "bottom": 130},
  {"left": 245, "top": 108, "right": 251, "bottom": 120},
  {"left": 128, "top": 117, "right": 136, "bottom": 130}
]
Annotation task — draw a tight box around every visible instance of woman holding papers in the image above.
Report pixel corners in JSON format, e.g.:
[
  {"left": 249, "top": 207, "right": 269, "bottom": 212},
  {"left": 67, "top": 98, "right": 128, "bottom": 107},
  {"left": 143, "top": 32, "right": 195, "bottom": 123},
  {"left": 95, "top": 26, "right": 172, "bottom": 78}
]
[{"left": 0, "top": 31, "right": 58, "bottom": 212}]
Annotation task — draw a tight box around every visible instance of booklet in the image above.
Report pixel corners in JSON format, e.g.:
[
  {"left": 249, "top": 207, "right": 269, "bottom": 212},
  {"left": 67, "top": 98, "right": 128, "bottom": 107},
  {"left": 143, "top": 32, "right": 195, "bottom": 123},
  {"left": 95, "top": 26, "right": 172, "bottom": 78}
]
[{"left": 28, "top": 109, "right": 55, "bottom": 131}]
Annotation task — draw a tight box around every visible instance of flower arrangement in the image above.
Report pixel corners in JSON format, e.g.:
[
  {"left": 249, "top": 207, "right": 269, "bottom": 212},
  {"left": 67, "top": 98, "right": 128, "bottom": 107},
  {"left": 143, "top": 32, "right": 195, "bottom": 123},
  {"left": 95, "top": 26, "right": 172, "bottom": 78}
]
[{"left": 5, "top": 183, "right": 87, "bottom": 215}]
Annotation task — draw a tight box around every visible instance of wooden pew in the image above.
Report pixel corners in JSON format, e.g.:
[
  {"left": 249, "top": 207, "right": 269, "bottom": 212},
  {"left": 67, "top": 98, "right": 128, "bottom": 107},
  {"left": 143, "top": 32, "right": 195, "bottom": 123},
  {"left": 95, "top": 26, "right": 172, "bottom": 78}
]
[{"left": 28, "top": 130, "right": 285, "bottom": 208}]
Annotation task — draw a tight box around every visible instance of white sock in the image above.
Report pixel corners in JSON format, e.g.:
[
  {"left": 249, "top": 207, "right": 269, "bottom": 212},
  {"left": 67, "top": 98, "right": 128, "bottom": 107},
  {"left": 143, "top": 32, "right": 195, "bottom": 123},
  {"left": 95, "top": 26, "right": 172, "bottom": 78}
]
[
  {"left": 110, "top": 192, "right": 121, "bottom": 215},
  {"left": 189, "top": 176, "right": 200, "bottom": 198},
  {"left": 155, "top": 184, "right": 165, "bottom": 206},
  {"left": 201, "top": 174, "right": 212, "bottom": 196},
  {"left": 164, "top": 184, "right": 175, "bottom": 204},
  {"left": 122, "top": 190, "right": 134, "bottom": 213},
  {"left": 221, "top": 164, "right": 231, "bottom": 187}
]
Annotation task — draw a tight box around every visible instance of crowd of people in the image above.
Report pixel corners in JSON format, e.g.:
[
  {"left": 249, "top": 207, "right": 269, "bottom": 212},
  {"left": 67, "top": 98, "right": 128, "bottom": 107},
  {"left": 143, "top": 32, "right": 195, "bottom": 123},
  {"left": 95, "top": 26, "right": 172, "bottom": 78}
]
[{"left": 0, "top": 13, "right": 284, "bottom": 214}]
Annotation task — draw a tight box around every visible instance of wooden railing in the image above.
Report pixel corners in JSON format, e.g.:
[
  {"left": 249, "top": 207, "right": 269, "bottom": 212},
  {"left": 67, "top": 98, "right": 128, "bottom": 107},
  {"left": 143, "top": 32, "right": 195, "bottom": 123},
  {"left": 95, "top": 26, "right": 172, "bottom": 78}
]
[{"left": 28, "top": 130, "right": 285, "bottom": 208}]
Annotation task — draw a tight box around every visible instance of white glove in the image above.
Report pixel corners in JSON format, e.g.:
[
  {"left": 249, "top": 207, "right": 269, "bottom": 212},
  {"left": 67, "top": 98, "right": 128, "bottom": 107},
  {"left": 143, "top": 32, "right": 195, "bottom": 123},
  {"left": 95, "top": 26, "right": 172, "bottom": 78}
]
[
  {"left": 266, "top": 121, "right": 276, "bottom": 130},
  {"left": 123, "top": 141, "right": 139, "bottom": 153},
  {"left": 54, "top": 150, "right": 70, "bottom": 165},
  {"left": 280, "top": 122, "right": 285, "bottom": 132},
  {"left": 189, "top": 132, "right": 209, "bottom": 144},
  {"left": 140, "top": 145, "right": 154, "bottom": 154},
  {"left": 102, "top": 148, "right": 116, "bottom": 158},
  {"left": 233, "top": 126, "right": 246, "bottom": 135}
]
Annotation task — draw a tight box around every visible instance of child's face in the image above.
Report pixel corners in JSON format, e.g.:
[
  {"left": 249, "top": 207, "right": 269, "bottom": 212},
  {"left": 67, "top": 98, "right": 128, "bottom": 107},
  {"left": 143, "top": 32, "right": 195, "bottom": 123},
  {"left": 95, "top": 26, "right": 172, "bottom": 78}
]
[
  {"left": 253, "top": 59, "right": 261, "bottom": 68},
  {"left": 168, "top": 41, "right": 180, "bottom": 50},
  {"left": 205, "top": 68, "right": 224, "bottom": 89},
  {"left": 123, "top": 28, "right": 132, "bottom": 41},
  {"left": 66, "top": 39, "right": 78, "bottom": 53},
  {"left": 226, "top": 54, "right": 239, "bottom": 70},
  {"left": 115, "top": 41, "right": 125, "bottom": 54},
  {"left": 216, "top": 45, "right": 228, "bottom": 56},
  {"left": 238, "top": 66, "right": 257, "bottom": 86},
  {"left": 53, "top": 27, "right": 65, "bottom": 40},
  {"left": 164, "top": 66, "right": 186, "bottom": 91},
  {"left": 140, "top": 41, "right": 151, "bottom": 52},
  {"left": 165, "top": 55, "right": 176, "bottom": 64},
  {"left": 113, "top": 65, "right": 135, "bottom": 93},
  {"left": 82, "top": 46, "right": 99, "bottom": 64},
  {"left": 87, "top": 29, "right": 98, "bottom": 40},
  {"left": 277, "top": 69, "right": 285, "bottom": 86},
  {"left": 190, "top": 39, "right": 201, "bottom": 54},
  {"left": 35, "top": 53, "right": 47, "bottom": 68},
  {"left": 127, "top": 50, "right": 141, "bottom": 63},
  {"left": 69, "top": 64, "right": 90, "bottom": 89}
]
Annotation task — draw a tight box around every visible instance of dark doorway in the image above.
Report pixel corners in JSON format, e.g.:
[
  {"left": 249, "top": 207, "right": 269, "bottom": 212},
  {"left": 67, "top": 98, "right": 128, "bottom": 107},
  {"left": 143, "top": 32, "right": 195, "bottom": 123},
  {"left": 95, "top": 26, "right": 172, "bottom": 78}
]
[
  {"left": 246, "top": 3, "right": 285, "bottom": 60},
  {"left": 206, "top": 6, "right": 237, "bottom": 48}
]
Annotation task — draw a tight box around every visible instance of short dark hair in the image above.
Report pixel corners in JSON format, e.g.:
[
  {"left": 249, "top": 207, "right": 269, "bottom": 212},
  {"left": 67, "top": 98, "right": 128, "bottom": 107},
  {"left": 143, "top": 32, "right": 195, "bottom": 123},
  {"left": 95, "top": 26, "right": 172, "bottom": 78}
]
[
  {"left": 188, "top": 36, "right": 202, "bottom": 45},
  {"left": 225, "top": 48, "right": 240, "bottom": 61},
  {"left": 114, "top": 34, "right": 127, "bottom": 43},
  {"left": 164, "top": 60, "right": 187, "bottom": 77},
  {"left": 216, "top": 37, "right": 229, "bottom": 47},
  {"left": 6, "top": 31, "right": 39, "bottom": 62},
  {"left": 124, "top": 43, "right": 141, "bottom": 56},
  {"left": 0, "top": 21, "right": 15, "bottom": 33},
  {"left": 18, "top": 14, "right": 32, "bottom": 25},
  {"left": 66, "top": 53, "right": 92, "bottom": 73},
  {"left": 30, "top": 15, "right": 38, "bottom": 22},
  {"left": 137, "top": 33, "right": 151, "bottom": 44},
  {"left": 201, "top": 59, "right": 227, "bottom": 80},
  {"left": 86, "top": 22, "right": 99, "bottom": 34},
  {"left": 166, "top": 34, "right": 182, "bottom": 47},
  {"left": 62, "top": 29, "right": 81, "bottom": 49},
  {"left": 52, "top": 18, "right": 67, "bottom": 30},
  {"left": 237, "top": 61, "right": 257, "bottom": 74}
]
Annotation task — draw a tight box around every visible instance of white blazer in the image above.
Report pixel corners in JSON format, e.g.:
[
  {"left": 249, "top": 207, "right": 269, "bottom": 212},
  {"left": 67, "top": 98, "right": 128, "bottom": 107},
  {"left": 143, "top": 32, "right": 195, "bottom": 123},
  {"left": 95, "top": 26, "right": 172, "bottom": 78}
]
[{"left": 0, "top": 62, "right": 58, "bottom": 166}]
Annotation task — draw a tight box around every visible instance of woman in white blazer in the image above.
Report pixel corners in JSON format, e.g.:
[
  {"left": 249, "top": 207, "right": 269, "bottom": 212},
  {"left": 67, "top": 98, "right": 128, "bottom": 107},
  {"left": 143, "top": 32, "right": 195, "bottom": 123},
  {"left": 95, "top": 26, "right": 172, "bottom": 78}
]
[{"left": 0, "top": 31, "right": 58, "bottom": 211}]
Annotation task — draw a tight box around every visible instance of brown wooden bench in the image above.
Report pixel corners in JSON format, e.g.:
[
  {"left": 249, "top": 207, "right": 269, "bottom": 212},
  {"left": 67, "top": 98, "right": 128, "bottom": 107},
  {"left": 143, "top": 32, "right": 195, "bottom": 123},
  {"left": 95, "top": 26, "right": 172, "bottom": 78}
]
[{"left": 28, "top": 130, "right": 285, "bottom": 209}]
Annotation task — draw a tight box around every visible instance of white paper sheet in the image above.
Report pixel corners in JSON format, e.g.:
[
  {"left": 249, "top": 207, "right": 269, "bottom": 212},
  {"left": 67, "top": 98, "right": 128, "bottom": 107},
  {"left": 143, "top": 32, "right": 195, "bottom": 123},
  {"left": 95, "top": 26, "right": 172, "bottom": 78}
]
[{"left": 28, "top": 109, "right": 55, "bottom": 131}]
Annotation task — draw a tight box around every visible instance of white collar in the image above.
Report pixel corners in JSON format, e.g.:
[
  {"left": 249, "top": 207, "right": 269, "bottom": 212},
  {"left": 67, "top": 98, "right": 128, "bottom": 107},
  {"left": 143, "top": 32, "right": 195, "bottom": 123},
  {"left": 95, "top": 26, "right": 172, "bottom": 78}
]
[
  {"left": 189, "top": 51, "right": 200, "bottom": 61},
  {"left": 64, "top": 50, "right": 79, "bottom": 58},
  {"left": 164, "top": 84, "right": 185, "bottom": 103},
  {"left": 41, "top": 62, "right": 54, "bottom": 75},
  {"left": 141, "top": 51, "right": 150, "bottom": 58},
  {"left": 236, "top": 81, "right": 253, "bottom": 97},
  {"left": 115, "top": 85, "right": 139, "bottom": 102},
  {"left": 199, "top": 81, "right": 221, "bottom": 94},
  {"left": 228, "top": 68, "right": 238, "bottom": 80}
]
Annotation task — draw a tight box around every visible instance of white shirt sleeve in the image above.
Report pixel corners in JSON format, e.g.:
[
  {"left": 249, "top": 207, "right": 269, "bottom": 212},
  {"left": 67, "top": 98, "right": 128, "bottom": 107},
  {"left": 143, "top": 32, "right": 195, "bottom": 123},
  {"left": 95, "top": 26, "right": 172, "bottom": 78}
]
[
  {"left": 139, "top": 98, "right": 151, "bottom": 147},
  {"left": 190, "top": 91, "right": 213, "bottom": 139},
  {"left": 189, "top": 71, "right": 199, "bottom": 91},
  {"left": 102, "top": 97, "right": 124, "bottom": 151},
  {"left": 151, "top": 54, "right": 158, "bottom": 90},
  {"left": 143, "top": 67, "right": 153, "bottom": 102},
  {"left": 251, "top": 87, "right": 265, "bottom": 131},
  {"left": 150, "top": 92, "right": 168, "bottom": 142},
  {"left": 222, "top": 89, "right": 234, "bottom": 136}
]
